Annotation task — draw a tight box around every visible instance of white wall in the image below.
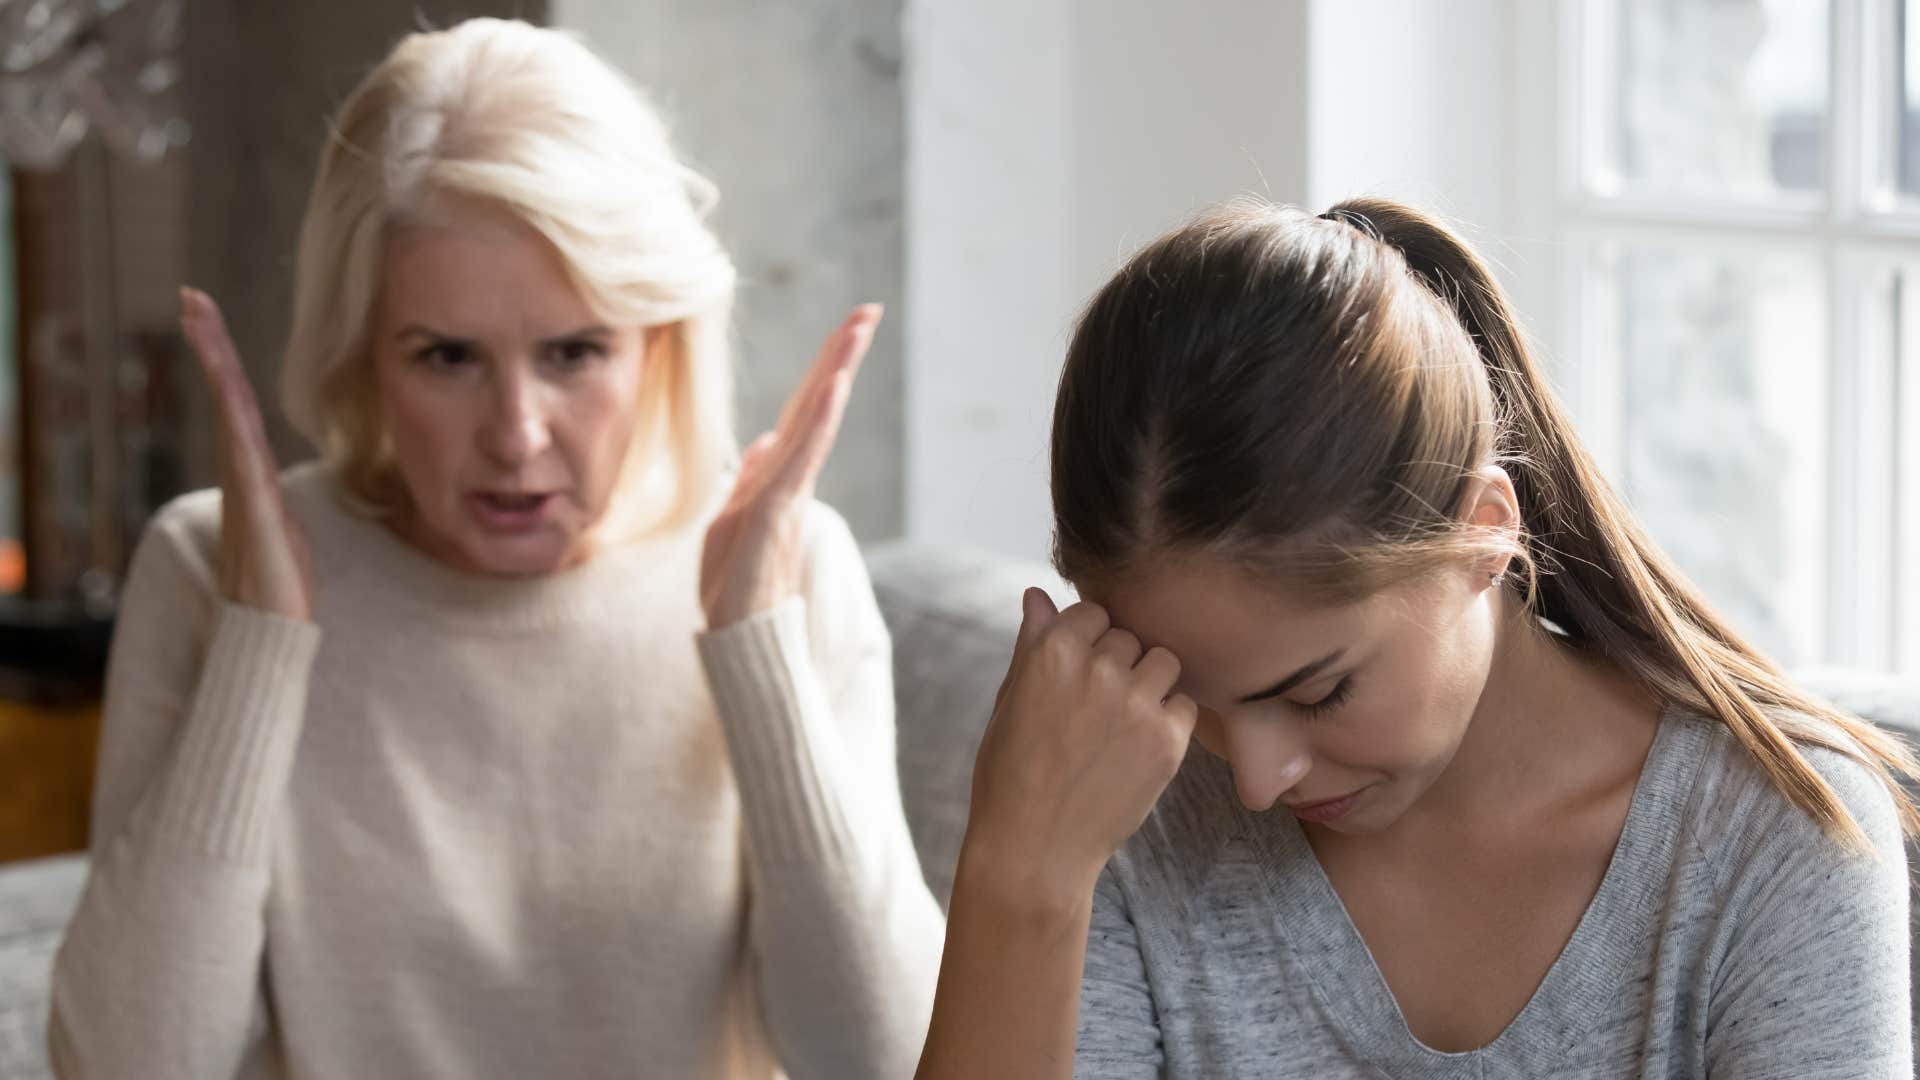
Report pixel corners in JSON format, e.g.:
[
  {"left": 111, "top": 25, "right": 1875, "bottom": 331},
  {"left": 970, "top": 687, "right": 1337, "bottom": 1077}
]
[
  {"left": 1309, "top": 0, "right": 1564, "bottom": 387},
  {"left": 904, "top": 0, "right": 1551, "bottom": 566},
  {"left": 552, "top": 0, "right": 910, "bottom": 541},
  {"left": 554, "top": 0, "right": 1555, "bottom": 564},
  {"left": 900, "top": 0, "right": 1077, "bottom": 568},
  {"left": 904, "top": 0, "right": 1312, "bottom": 568}
]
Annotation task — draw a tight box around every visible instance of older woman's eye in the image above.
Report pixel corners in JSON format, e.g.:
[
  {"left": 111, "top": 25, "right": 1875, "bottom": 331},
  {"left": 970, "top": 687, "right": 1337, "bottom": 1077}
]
[
  {"left": 415, "top": 342, "right": 474, "bottom": 370},
  {"left": 549, "top": 339, "right": 608, "bottom": 370}
]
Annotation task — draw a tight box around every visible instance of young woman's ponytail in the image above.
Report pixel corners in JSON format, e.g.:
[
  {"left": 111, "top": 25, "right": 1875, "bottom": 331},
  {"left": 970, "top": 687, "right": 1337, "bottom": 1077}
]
[{"left": 1332, "top": 196, "right": 1918, "bottom": 847}]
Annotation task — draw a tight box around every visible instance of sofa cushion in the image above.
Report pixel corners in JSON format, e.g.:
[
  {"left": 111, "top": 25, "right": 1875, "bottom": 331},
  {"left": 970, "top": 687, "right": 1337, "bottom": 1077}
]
[
  {"left": 0, "top": 854, "right": 84, "bottom": 1080},
  {"left": 1794, "top": 664, "right": 1920, "bottom": 1065},
  {"left": 867, "top": 541, "right": 1066, "bottom": 907}
]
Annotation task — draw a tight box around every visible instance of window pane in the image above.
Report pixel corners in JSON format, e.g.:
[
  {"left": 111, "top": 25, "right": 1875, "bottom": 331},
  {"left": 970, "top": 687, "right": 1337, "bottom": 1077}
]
[
  {"left": 1903, "top": 0, "right": 1920, "bottom": 195},
  {"left": 1608, "top": 0, "right": 1828, "bottom": 198},
  {"left": 1899, "top": 269, "right": 1920, "bottom": 674},
  {"left": 1609, "top": 246, "right": 1827, "bottom": 667}
]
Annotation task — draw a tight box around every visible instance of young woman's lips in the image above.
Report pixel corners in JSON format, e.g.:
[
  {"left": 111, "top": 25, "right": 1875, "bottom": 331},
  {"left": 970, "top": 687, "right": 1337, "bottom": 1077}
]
[
  {"left": 465, "top": 492, "right": 558, "bottom": 533},
  {"left": 1287, "top": 788, "right": 1367, "bottom": 824}
]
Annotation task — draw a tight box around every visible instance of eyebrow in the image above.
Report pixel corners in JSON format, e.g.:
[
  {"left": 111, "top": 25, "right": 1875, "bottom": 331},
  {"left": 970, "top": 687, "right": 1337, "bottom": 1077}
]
[
  {"left": 393, "top": 324, "right": 613, "bottom": 343},
  {"left": 1236, "top": 648, "right": 1347, "bottom": 704},
  {"left": 395, "top": 324, "right": 450, "bottom": 343}
]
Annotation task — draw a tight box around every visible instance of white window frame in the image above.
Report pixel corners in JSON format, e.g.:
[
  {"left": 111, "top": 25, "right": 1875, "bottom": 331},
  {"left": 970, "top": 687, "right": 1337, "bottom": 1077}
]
[{"left": 1544, "top": 0, "right": 1920, "bottom": 674}]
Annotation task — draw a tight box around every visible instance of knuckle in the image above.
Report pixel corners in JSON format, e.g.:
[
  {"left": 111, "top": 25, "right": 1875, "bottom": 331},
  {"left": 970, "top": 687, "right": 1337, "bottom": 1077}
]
[
  {"left": 1064, "top": 600, "right": 1111, "bottom": 633},
  {"left": 1126, "top": 679, "right": 1163, "bottom": 711},
  {"left": 1088, "top": 651, "right": 1125, "bottom": 685},
  {"left": 1146, "top": 645, "right": 1181, "bottom": 679},
  {"left": 1037, "top": 625, "right": 1080, "bottom": 664}
]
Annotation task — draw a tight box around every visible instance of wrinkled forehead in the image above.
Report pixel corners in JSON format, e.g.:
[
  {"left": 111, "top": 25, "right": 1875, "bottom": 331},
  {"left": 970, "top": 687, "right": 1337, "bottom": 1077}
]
[{"left": 374, "top": 202, "right": 604, "bottom": 337}]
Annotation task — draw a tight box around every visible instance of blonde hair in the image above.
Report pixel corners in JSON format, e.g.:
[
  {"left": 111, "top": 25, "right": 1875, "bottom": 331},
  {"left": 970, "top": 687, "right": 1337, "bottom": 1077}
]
[
  {"left": 280, "top": 17, "right": 737, "bottom": 537},
  {"left": 1053, "top": 197, "right": 1919, "bottom": 850}
]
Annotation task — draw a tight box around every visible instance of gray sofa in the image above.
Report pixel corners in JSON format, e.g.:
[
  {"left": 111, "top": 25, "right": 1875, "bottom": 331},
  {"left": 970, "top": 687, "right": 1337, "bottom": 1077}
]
[{"left": 1, "top": 544, "right": 1915, "bottom": 1079}]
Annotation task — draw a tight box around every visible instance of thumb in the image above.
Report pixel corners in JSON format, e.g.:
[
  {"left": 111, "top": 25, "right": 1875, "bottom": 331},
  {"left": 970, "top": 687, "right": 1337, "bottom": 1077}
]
[
  {"left": 991, "top": 586, "right": 1061, "bottom": 722},
  {"left": 1016, "top": 586, "right": 1059, "bottom": 650}
]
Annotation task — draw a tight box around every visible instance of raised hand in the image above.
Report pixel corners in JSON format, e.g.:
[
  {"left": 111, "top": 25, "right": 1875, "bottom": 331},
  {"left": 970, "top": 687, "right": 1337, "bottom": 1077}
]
[
  {"left": 960, "top": 589, "right": 1198, "bottom": 909},
  {"left": 178, "top": 288, "right": 313, "bottom": 620},
  {"left": 700, "top": 305, "right": 878, "bottom": 630}
]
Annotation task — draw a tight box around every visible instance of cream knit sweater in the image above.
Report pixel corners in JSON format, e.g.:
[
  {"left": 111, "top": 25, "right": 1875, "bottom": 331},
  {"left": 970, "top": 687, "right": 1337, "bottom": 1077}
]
[{"left": 48, "top": 461, "right": 944, "bottom": 1079}]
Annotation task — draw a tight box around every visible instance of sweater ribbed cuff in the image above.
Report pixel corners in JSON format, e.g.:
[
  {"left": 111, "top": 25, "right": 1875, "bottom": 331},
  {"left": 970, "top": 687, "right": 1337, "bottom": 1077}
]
[
  {"left": 148, "top": 603, "right": 321, "bottom": 863},
  {"left": 696, "top": 598, "right": 852, "bottom": 865}
]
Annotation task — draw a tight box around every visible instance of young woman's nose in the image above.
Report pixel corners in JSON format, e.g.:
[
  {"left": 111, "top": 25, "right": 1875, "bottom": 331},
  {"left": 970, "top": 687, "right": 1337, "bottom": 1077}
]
[
  {"left": 479, "top": 367, "right": 552, "bottom": 467},
  {"left": 1221, "top": 717, "right": 1312, "bottom": 812}
]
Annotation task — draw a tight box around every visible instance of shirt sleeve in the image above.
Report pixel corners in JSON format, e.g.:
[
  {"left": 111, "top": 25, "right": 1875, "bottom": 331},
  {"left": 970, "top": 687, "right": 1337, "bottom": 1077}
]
[
  {"left": 1703, "top": 749, "right": 1912, "bottom": 1080},
  {"left": 693, "top": 502, "right": 945, "bottom": 1080},
  {"left": 1075, "top": 863, "right": 1165, "bottom": 1079},
  {"left": 48, "top": 500, "right": 320, "bottom": 1079}
]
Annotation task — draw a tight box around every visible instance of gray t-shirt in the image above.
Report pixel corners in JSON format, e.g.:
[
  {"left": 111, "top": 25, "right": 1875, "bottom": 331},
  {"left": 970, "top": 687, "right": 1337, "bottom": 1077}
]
[{"left": 1076, "top": 711, "right": 1911, "bottom": 1078}]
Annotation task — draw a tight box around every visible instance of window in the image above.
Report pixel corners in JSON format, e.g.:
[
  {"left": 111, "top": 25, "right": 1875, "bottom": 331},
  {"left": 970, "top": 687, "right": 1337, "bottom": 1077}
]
[{"left": 1563, "top": 0, "right": 1919, "bottom": 674}]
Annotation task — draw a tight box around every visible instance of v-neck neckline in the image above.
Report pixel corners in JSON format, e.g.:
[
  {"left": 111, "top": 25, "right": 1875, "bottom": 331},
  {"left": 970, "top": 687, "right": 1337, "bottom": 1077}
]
[{"left": 1241, "top": 709, "right": 1707, "bottom": 1078}]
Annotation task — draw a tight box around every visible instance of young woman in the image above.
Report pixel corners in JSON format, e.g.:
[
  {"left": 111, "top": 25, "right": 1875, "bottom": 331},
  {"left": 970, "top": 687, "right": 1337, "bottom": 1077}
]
[
  {"left": 51, "top": 19, "right": 941, "bottom": 1079},
  {"left": 918, "top": 198, "right": 1915, "bottom": 1078}
]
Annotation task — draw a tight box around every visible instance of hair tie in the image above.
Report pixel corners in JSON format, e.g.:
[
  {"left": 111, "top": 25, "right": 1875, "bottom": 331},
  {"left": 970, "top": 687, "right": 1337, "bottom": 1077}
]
[{"left": 1317, "top": 207, "right": 1382, "bottom": 242}]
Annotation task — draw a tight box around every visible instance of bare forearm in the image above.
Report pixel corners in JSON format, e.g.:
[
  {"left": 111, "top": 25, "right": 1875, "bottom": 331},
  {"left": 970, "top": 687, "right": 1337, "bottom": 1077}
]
[
  {"left": 917, "top": 589, "right": 1195, "bottom": 1077},
  {"left": 915, "top": 847, "right": 1094, "bottom": 1080}
]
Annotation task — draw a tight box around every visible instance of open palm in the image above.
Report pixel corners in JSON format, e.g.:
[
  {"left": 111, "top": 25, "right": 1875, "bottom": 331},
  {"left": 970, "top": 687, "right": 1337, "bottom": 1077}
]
[
  {"left": 178, "top": 287, "right": 312, "bottom": 620},
  {"left": 700, "top": 305, "right": 879, "bottom": 630}
]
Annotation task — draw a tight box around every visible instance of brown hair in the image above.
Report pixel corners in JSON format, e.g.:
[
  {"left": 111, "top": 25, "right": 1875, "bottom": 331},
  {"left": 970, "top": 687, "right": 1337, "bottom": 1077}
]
[{"left": 1050, "top": 196, "right": 1918, "bottom": 847}]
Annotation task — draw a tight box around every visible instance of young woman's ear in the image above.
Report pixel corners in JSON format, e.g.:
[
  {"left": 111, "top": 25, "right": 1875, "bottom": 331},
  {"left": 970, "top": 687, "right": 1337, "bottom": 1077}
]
[{"left": 1455, "top": 464, "right": 1521, "bottom": 586}]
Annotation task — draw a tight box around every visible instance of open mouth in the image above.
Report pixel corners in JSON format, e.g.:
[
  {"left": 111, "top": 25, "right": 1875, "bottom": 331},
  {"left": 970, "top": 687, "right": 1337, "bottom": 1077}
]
[{"left": 467, "top": 491, "right": 558, "bottom": 531}]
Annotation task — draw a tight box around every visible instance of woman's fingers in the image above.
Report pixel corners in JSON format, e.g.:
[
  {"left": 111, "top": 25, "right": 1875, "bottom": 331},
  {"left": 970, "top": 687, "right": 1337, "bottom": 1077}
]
[
  {"left": 774, "top": 304, "right": 880, "bottom": 443},
  {"left": 837, "top": 303, "right": 880, "bottom": 378},
  {"left": 729, "top": 305, "right": 881, "bottom": 514},
  {"left": 180, "top": 288, "right": 253, "bottom": 432},
  {"left": 1162, "top": 693, "right": 1200, "bottom": 743},
  {"left": 970, "top": 598, "right": 1195, "bottom": 893},
  {"left": 740, "top": 430, "right": 779, "bottom": 471},
  {"left": 179, "top": 287, "right": 309, "bottom": 619},
  {"left": 994, "top": 587, "right": 1063, "bottom": 718},
  {"left": 1050, "top": 600, "right": 1112, "bottom": 646},
  {"left": 180, "top": 288, "right": 279, "bottom": 505},
  {"left": 698, "top": 308, "right": 877, "bottom": 630},
  {"left": 179, "top": 287, "right": 237, "bottom": 381},
  {"left": 775, "top": 367, "right": 854, "bottom": 501},
  {"left": 726, "top": 431, "right": 780, "bottom": 508},
  {"left": 1092, "top": 627, "right": 1143, "bottom": 668},
  {"left": 769, "top": 310, "right": 876, "bottom": 497},
  {"left": 1014, "top": 587, "right": 1060, "bottom": 652},
  {"left": 1134, "top": 646, "right": 1183, "bottom": 703}
]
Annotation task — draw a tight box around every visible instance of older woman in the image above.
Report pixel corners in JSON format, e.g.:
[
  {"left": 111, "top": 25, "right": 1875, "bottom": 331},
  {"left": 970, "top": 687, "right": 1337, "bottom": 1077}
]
[{"left": 49, "top": 18, "right": 942, "bottom": 1080}]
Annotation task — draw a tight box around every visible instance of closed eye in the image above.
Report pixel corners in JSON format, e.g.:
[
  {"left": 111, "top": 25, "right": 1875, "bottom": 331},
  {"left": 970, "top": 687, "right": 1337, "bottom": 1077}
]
[{"left": 1294, "top": 675, "right": 1355, "bottom": 721}]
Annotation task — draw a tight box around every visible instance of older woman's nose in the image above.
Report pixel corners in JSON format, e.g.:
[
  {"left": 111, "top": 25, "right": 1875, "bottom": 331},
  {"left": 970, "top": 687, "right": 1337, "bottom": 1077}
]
[{"left": 479, "top": 371, "right": 553, "bottom": 466}]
